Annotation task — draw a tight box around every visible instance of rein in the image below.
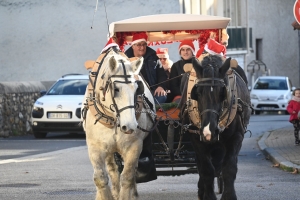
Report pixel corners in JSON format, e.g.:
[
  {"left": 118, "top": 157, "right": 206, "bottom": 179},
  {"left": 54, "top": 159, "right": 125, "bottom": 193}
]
[{"left": 149, "top": 73, "right": 184, "bottom": 89}]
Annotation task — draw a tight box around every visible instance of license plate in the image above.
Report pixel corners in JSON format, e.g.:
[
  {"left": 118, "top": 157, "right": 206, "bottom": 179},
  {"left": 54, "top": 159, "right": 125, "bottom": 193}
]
[
  {"left": 261, "top": 107, "right": 274, "bottom": 110},
  {"left": 48, "top": 113, "right": 70, "bottom": 119}
]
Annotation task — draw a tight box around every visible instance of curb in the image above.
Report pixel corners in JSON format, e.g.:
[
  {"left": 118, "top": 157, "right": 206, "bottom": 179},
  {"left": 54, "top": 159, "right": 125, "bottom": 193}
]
[{"left": 258, "top": 131, "right": 300, "bottom": 172}]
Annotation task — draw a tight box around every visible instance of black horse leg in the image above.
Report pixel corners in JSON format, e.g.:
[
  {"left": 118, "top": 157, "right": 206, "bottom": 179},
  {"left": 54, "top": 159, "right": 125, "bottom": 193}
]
[
  {"left": 189, "top": 134, "right": 217, "bottom": 200},
  {"left": 220, "top": 132, "right": 244, "bottom": 200},
  {"left": 211, "top": 143, "right": 225, "bottom": 177}
]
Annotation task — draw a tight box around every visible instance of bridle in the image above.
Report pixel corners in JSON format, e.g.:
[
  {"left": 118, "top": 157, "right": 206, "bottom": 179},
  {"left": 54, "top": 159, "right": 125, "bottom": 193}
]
[
  {"left": 101, "top": 60, "right": 138, "bottom": 118},
  {"left": 193, "top": 65, "right": 226, "bottom": 120},
  {"left": 85, "top": 47, "right": 155, "bottom": 131}
]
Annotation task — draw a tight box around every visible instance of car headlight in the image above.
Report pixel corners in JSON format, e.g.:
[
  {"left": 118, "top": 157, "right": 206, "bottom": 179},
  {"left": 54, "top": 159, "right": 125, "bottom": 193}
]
[
  {"left": 250, "top": 94, "right": 258, "bottom": 99},
  {"left": 278, "top": 94, "right": 284, "bottom": 100},
  {"left": 33, "top": 106, "right": 43, "bottom": 111},
  {"left": 32, "top": 106, "right": 44, "bottom": 118}
]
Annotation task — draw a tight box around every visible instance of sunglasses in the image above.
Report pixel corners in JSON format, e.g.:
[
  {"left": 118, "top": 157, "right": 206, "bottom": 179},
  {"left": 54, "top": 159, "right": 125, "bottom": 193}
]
[{"left": 159, "top": 58, "right": 167, "bottom": 61}]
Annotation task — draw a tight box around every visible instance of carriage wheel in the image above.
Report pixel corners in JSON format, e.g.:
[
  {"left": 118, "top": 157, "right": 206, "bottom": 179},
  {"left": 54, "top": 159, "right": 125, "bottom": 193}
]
[{"left": 217, "top": 175, "right": 223, "bottom": 194}]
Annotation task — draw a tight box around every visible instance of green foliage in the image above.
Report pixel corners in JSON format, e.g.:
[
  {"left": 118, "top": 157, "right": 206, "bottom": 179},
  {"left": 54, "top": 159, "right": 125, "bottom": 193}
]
[{"left": 156, "top": 102, "right": 179, "bottom": 111}]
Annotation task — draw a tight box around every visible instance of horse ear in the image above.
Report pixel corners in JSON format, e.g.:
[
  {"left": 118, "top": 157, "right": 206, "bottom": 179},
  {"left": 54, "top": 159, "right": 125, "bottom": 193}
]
[
  {"left": 192, "top": 57, "right": 203, "bottom": 77},
  {"left": 131, "top": 57, "right": 144, "bottom": 74},
  {"left": 109, "top": 56, "right": 118, "bottom": 71},
  {"left": 219, "top": 57, "right": 231, "bottom": 77}
]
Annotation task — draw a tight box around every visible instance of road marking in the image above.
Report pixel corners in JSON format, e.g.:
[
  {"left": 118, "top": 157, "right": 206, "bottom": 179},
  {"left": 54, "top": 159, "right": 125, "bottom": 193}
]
[{"left": 0, "top": 146, "right": 87, "bottom": 165}]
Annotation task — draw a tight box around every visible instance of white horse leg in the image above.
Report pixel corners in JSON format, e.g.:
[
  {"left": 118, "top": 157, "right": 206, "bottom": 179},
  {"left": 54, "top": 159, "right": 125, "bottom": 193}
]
[
  {"left": 106, "top": 153, "right": 120, "bottom": 199},
  {"left": 119, "top": 141, "right": 142, "bottom": 200},
  {"left": 87, "top": 145, "right": 114, "bottom": 200}
]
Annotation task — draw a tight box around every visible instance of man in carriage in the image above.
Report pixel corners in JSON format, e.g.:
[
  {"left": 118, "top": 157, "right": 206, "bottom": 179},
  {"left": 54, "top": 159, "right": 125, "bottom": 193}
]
[{"left": 125, "top": 32, "right": 168, "bottom": 104}]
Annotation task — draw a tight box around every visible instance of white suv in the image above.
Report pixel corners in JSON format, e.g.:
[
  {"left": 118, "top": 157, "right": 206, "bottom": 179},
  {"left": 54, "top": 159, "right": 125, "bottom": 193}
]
[
  {"left": 31, "top": 74, "right": 89, "bottom": 138},
  {"left": 250, "top": 76, "right": 295, "bottom": 115}
]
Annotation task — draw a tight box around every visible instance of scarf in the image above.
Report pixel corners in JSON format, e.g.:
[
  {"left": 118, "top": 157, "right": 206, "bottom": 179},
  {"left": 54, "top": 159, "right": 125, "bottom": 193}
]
[{"left": 292, "top": 96, "right": 300, "bottom": 102}]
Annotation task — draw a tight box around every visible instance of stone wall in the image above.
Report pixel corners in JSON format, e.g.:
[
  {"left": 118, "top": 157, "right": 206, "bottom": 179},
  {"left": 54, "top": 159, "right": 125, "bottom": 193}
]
[{"left": 0, "top": 81, "right": 54, "bottom": 137}]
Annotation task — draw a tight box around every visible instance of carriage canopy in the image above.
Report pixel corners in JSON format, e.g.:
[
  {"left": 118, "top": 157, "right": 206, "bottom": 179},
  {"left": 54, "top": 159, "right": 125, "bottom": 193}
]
[{"left": 108, "top": 14, "right": 231, "bottom": 50}]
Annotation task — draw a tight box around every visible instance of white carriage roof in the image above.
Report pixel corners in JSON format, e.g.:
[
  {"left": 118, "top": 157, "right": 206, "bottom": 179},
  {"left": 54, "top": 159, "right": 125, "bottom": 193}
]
[{"left": 109, "top": 14, "right": 231, "bottom": 35}]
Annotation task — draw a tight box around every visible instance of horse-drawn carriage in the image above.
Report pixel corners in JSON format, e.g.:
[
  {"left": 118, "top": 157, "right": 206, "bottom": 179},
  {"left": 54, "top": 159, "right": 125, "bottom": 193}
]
[{"left": 82, "top": 13, "right": 251, "bottom": 200}]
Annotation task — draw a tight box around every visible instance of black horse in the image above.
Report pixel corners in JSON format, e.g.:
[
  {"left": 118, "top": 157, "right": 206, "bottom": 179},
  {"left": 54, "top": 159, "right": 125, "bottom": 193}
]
[{"left": 180, "top": 55, "right": 251, "bottom": 200}]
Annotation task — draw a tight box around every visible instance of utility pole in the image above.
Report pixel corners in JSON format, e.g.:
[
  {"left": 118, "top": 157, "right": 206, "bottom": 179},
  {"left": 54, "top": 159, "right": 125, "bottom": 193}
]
[
  {"left": 299, "top": 30, "right": 300, "bottom": 86},
  {"left": 293, "top": 0, "right": 300, "bottom": 86},
  {"left": 292, "top": 20, "right": 300, "bottom": 86}
]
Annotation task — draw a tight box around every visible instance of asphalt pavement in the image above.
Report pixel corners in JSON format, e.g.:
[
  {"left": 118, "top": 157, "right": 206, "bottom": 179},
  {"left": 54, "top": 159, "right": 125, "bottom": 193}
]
[{"left": 258, "top": 126, "right": 300, "bottom": 173}]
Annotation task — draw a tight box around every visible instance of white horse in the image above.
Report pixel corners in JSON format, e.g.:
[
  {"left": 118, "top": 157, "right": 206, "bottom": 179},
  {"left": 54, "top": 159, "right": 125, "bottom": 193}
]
[{"left": 82, "top": 47, "right": 156, "bottom": 200}]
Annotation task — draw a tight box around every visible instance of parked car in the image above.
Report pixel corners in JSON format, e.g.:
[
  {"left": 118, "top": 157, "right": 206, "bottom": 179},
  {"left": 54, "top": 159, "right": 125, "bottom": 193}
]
[
  {"left": 250, "top": 76, "right": 295, "bottom": 115},
  {"left": 31, "top": 74, "right": 89, "bottom": 138}
]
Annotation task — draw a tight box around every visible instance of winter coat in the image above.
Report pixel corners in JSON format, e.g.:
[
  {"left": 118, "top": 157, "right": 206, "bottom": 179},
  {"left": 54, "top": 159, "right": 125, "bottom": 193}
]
[
  {"left": 125, "top": 46, "right": 167, "bottom": 92},
  {"left": 287, "top": 99, "right": 300, "bottom": 122},
  {"left": 169, "top": 57, "right": 193, "bottom": 100}
]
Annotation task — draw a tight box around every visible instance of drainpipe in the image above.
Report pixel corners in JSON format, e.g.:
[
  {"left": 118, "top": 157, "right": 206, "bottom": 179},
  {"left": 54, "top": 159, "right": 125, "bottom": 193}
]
[{"left": 245, "top": 0, "right": 251, "bottom": 86}]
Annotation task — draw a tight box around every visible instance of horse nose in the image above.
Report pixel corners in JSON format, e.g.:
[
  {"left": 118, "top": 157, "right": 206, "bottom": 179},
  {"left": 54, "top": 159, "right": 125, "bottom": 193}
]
[
  {"left": 121, "top": 125, "right": 128, "bottom": 132},
  {"left": 121, "top": 125, "right": 134, "bottom": 134},
  {"left": 202, "top": 123, "right": 212, "bottom": 141}
]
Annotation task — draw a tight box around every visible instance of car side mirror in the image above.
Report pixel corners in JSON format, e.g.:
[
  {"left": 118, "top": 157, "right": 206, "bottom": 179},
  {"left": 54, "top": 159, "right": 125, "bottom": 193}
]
[
  {"left": 291, "top": 86, "right": 296, "bottom": 91},
  {"left": 40, "top": 90, "right": 47, "bottom": 96}
]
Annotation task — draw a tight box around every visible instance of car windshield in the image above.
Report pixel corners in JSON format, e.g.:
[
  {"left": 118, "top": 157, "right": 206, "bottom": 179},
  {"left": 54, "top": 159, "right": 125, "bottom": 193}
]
[
  {"left": 47, "top": 79, "right": 89, "bottom": 95},
  {"left": 253, "top": 78, "right": 287, "bottom": 90}
]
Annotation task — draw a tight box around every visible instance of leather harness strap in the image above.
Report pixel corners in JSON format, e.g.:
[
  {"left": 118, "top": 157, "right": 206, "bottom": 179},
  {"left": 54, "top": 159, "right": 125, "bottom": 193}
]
[
  {"left": 186, "top": 67, "right": 201, "bottom": 128},
  {"left": 186, "top": 68, "right": 238, "bottom": 131},
  {"left": 87, "top": 52, "right": 115, "bottom": 128},
  {"left": 218, "top": 69, "right": 238, "bottom": 131}
]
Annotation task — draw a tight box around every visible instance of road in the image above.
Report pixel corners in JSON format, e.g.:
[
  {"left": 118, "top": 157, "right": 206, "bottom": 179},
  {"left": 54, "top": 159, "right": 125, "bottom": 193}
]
[{"left": 0, "top": 113, "right": 299, "bottom": 200}]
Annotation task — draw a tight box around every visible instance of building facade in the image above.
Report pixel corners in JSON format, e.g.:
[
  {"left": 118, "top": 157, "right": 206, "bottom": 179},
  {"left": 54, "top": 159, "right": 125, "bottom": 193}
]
[
  {"left": 1, "top": 0, "right": 299, "bottom": 87},
  {"left": 181, "top": 0, "right": 299, "bottom": 87}
]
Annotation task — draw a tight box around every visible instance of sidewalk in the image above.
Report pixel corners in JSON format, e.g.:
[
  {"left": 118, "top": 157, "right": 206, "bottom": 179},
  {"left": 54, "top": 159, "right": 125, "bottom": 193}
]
[{"left": 258, "top": 126, "right": 300, "bottom": 172}]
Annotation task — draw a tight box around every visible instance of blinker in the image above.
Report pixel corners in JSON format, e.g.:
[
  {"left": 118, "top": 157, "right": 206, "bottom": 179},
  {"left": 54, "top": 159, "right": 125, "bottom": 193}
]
[{"left": 136, "top": 81, "right": 144, "bottom": 95}]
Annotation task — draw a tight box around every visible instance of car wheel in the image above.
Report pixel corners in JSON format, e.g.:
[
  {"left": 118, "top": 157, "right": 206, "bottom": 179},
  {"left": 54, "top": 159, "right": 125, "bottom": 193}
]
[
  {"left": 255, "top": 110, "right": 261, "bottom": 115},
  {"left": 33, "top": 132, "right": 47, "bottom": 139}
]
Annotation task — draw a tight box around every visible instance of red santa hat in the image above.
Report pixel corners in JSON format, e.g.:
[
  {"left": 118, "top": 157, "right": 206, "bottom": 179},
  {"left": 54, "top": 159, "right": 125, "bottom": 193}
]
[
  {"left": 204, "top": 39, "right": 226, "bottom": 57},
  {"left": 131, "top": 32, "right": 148, "bottom": 45},
  {"left": 100, "top": 38, "right": 119, "bottom": 53},
  {"left": 156, "top": 48, "right": 169, "bottom": 59},
  {"left": 178, "top": 40, "right": 195, "bottom": 55}
]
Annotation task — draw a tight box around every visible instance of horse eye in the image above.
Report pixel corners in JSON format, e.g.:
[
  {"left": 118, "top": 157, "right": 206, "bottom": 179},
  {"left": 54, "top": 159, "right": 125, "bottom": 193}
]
[{"left": 114, "top": 88, "right": 119, "bottom": 93}]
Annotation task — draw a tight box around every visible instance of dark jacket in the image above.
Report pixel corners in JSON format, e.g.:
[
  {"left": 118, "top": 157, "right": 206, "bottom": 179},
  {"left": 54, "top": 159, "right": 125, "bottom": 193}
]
[
  {"left": 169, "top": 58, "right": 193, "bottom": 100},
  {"left": 125, "top": 46, "right": 167, "bottom": 91}
]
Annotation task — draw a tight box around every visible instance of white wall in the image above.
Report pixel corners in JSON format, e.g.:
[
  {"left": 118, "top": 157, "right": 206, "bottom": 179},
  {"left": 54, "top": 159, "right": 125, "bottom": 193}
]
[{"left": 0, "top": 0, "right": 179, "bottom": 81}]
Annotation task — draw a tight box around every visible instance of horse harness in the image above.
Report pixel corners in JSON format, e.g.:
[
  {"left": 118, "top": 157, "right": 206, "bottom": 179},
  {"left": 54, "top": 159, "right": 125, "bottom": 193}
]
[
  {"left": 82, "top": 48, "right": 156, "bottom": 132},
  {"left": 185, "top": 67, "right": 238, "bottom": 133}
]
